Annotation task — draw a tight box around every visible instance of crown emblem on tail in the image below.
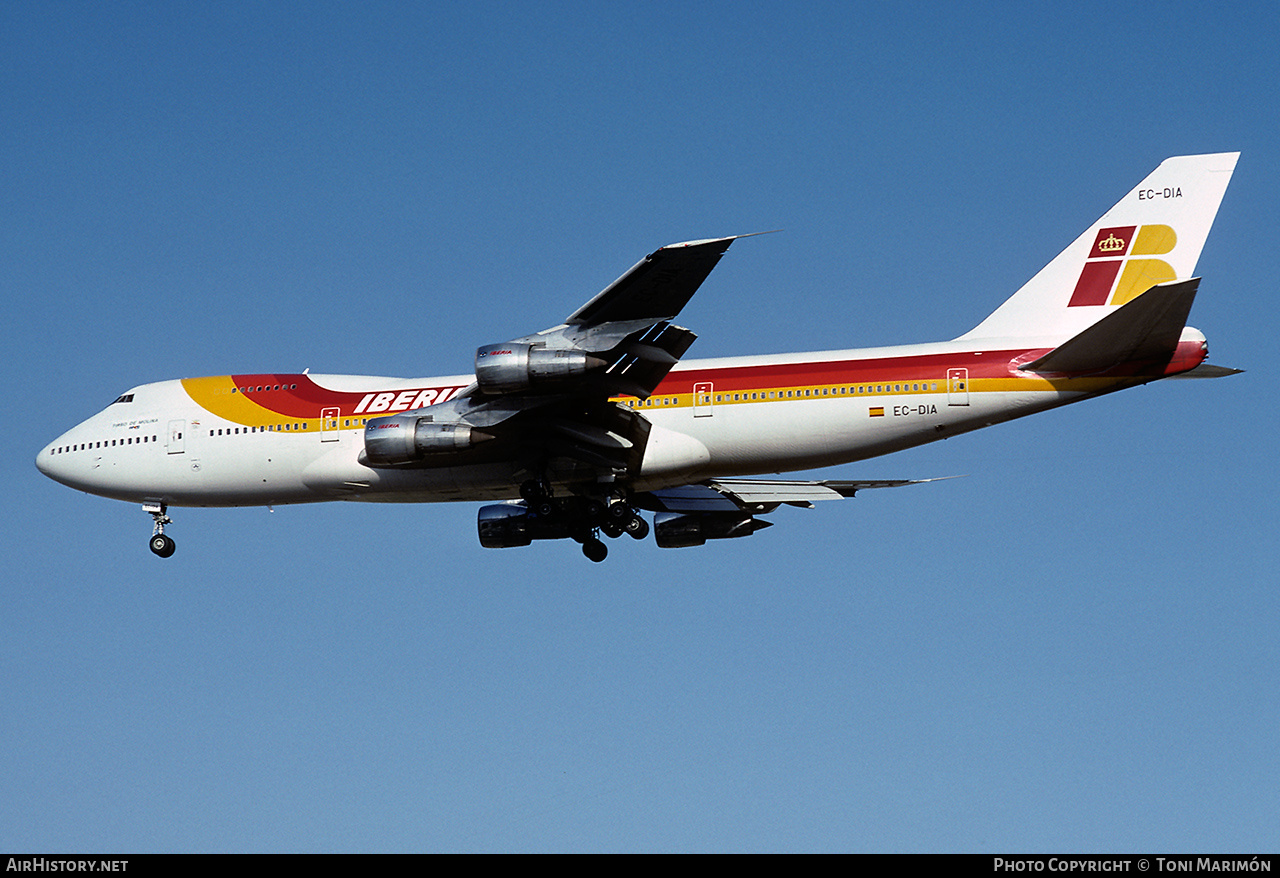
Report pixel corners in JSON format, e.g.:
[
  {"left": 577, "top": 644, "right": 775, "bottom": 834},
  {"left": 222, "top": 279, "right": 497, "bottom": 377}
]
[{"left": 1097, "top": 232, "right": 1127, "bottom": 253}]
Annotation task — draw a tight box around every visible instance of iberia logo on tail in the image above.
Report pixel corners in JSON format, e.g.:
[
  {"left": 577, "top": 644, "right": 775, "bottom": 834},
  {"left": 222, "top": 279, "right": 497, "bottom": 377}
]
[{"left": 1068, "top": 224, "right": 1178, "bottom": 307}]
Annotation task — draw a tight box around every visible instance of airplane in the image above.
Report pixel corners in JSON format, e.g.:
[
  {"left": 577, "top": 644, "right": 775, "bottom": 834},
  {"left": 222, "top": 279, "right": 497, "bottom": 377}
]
[{"left": 37, "top": 153, "right": 1240, "bottom": 562}]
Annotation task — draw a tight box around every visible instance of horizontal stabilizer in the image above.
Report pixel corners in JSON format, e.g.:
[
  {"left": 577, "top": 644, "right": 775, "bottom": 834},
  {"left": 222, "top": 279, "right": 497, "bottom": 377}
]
[
  {"left": 1021, "top": 278, "right": 1200, "bottom": 375},
  {"left": 1167, "top": 363, "right": 1243, "bottom": 379}
]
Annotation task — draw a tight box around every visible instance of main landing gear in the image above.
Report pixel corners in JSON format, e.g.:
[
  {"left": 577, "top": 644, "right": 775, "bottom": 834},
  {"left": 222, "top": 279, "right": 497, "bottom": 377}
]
[
  {"left": 144, "top": 501, "right": 175, "bottom": 558},
  {"left": 575, "top": 507, "right": 648, "bottom": 562},
  {"left": 515, "top": 479, "right": 650, "bottom": 563}
]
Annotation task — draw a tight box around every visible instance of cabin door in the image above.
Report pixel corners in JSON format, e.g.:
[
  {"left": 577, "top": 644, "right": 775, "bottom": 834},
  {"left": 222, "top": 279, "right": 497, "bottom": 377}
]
[
  {"left": 947, "top": 368, "right": 970, "bottom": 406},
  {"left": 167, "top": 420, "right": 186, "bottom": 454},
  {"left": 321, "top": 407, "right": 340, "bottom": 442},
  {"left": 693, "top": 382, "right": 714, "bottom": 418}
]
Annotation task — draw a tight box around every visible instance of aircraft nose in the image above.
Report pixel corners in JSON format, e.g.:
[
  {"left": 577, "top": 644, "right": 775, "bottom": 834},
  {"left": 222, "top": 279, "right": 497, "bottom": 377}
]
[
  {"left": 37, "top": 440, "right": 65, "bottom": 481},
  {"left": 36, "top": 435, "right": 81, "bottom": 488}
]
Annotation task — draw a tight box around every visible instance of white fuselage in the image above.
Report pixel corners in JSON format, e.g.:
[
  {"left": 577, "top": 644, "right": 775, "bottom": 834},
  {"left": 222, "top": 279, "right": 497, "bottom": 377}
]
[{"left": 38, "top": 332, "right": 1196, "bottom": 510}]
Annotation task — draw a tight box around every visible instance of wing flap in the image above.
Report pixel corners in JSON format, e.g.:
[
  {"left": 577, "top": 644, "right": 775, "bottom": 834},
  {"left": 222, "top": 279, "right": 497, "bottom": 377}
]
[{"left": 601, "top": 322, "right": 698, "bottom": 399}]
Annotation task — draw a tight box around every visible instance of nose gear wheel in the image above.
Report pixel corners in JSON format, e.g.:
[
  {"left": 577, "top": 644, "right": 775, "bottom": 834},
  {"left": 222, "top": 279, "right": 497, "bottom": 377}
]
[{"left": 144, "top": 502, "right": 176, "bottom": 558}]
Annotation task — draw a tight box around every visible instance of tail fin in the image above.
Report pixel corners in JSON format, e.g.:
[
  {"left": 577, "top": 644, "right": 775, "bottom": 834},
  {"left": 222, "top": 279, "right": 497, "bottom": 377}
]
[{"left": 959, "top": 153, "right": 1238, "bottom": 343}]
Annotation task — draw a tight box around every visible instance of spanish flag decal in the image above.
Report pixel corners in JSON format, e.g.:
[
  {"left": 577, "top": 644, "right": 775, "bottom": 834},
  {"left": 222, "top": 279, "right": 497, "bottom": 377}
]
[{"left": 869, "top": 406, "right": 885, "bottom": 417}]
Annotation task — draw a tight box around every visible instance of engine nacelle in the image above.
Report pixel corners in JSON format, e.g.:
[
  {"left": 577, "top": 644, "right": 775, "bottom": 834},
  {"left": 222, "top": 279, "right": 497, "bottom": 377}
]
[
  {"left": 364, "top": 415, "right": 492, "bottom": 466},
  {"left": 653, "top": 511, "right": 773, "bottom": 548},
  {"left": 477, "top": 504, "right": 533, "bottom": 548},
  {"left": 477, "top": 503, "right": 576, "bottom": 548},
  {"left": 475, "top": 342, "right": 603, "bottom": 394}
]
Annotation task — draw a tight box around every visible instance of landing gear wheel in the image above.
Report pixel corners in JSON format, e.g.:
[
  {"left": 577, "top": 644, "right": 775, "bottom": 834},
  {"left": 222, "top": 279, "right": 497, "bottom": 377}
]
[
  {"left": 582, "top": 537, "right": 608, "bottom": 563},
  {"left": 143, "top": 502, "right": 175, "bottom": 558},
  {"left": 520, "top": 479, "right": 549, "bottom": 502},
  {"left": 149, "top": 534, "right": 176, "bottom": 558},
  {"left": 624, "top": 515, "right": 650, "bottom": 540},
  {"left": 600, "top": 520, "right": 625, "bottom": 539}
]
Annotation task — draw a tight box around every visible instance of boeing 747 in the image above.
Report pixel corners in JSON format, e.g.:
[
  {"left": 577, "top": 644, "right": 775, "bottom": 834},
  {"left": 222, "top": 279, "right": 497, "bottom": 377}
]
[{"left": 37, "top": 153, "right": 1240, "bottom": 561}]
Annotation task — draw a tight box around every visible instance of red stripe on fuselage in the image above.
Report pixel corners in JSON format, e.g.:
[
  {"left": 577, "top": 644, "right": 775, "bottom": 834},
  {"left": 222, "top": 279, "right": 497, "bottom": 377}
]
[
  {"left": 666, "top": 349, "right": 1024, "bottom": 392},
  {"left": 229, "top": 374, "right": 360, "bottom": 418}
]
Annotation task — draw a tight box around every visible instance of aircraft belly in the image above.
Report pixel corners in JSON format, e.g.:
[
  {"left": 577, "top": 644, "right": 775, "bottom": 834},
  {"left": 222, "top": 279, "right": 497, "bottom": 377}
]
[
  {"left": 143, "top": 442, "right": 317, "bottom": 506},
  {"left": 297, "top": 441, "right": 526, "bottom": 504}
]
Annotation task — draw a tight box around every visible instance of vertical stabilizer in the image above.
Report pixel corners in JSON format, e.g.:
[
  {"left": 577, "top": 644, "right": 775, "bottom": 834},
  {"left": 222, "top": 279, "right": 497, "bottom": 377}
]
[{"left": 959, "top": 153, "right": 1238, "bottom": 343}]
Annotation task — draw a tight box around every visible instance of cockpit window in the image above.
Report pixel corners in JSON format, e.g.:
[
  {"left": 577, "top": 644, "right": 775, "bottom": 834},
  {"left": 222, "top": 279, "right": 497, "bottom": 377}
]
[{"left": 111, "top": 394, "right": 134, "bottom": 404}]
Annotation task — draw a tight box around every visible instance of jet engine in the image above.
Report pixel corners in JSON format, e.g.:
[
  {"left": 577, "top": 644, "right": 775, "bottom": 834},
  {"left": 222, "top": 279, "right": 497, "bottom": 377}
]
[
  {"left": 652, "top": 511, "right": 773, "bottom": 548},
  {"left": 477, "top": 503, "right": 573, "bottom": 548},
  {"left": 363, "top": 415, "right": 492, "bottom": 466},
  {"left": 474, "top": 343, "right": 605, "bottom": 394}
]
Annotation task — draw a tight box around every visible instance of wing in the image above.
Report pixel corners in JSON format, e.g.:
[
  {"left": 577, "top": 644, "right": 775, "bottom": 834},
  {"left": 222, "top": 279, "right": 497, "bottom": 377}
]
[
  {"left": 628, "top": 477, "right": 953, "bottom": 549},
  {"left": 458, "top": 235, "right": 747, "bottom": 403},
  {"left": 473, "top": 234, "right": 760, "bottom": 401},
  {"left": 639, "top": 477, "right": 950, "bottom": 513},
  {"left": 359, "top": 235, "right": 951, "bottom": 561},
  {"left": 566, "top": 235, "right": 745, "bottom": 327},
  {"left": 363, "top": 235, "right": 750, "bottom": 476}
]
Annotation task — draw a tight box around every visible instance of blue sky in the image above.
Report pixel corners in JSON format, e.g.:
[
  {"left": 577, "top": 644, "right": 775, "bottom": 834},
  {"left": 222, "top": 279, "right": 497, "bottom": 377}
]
[{"left": 3, "top": 1, "right": 1277, "bottom": 852}]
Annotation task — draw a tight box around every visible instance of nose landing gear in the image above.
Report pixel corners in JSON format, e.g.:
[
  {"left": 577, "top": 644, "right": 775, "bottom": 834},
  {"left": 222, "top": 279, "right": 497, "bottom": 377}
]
[{"left": 144, "top": 501, "right": 175, "bottom": 558}]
